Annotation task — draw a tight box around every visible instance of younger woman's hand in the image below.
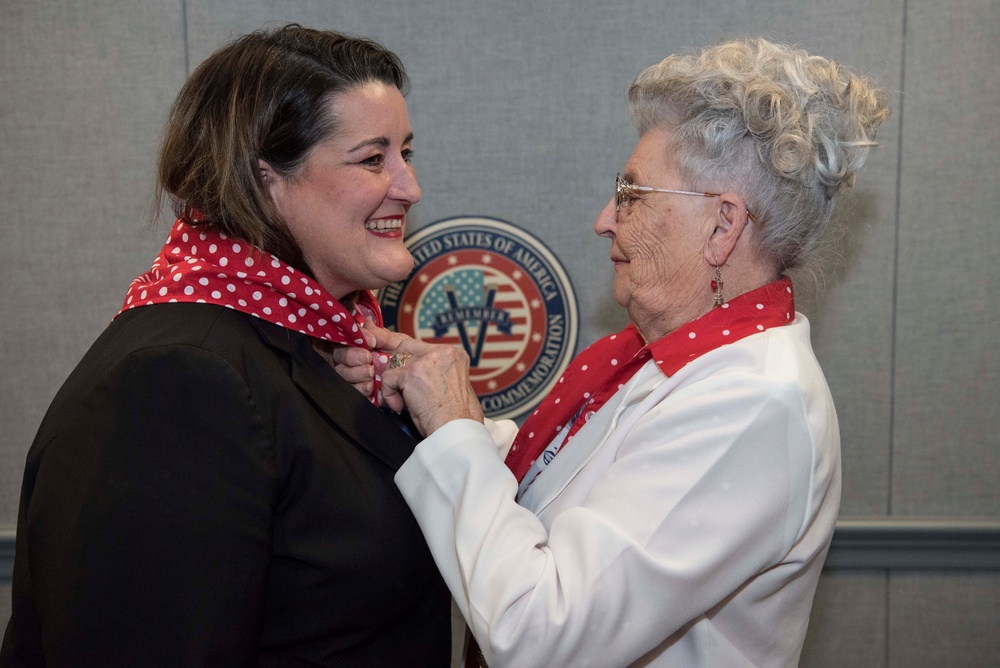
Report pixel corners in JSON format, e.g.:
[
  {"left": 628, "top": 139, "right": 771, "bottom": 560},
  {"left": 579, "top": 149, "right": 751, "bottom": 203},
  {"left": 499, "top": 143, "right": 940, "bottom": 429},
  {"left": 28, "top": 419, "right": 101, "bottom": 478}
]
[
  {"left": 324, "top": 320, "right": 416, "bottom": 403},
  {"left": 316, "top": 342, "right": 376, "bottom": 399}
]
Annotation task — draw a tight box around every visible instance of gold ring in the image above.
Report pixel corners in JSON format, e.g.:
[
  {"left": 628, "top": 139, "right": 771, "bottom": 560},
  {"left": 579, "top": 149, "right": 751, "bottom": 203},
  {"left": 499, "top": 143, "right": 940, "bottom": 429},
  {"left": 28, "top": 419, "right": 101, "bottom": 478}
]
[{"left": 388, "top": 352, "right": 411, "bottom": 369}]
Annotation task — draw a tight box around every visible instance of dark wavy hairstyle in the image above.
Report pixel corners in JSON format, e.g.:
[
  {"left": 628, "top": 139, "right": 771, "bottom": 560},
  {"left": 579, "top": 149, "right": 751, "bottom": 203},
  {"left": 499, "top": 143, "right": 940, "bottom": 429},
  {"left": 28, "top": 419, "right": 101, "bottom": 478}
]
[{"left": 156, "top": 23, "right": 408, "bottom": 272}]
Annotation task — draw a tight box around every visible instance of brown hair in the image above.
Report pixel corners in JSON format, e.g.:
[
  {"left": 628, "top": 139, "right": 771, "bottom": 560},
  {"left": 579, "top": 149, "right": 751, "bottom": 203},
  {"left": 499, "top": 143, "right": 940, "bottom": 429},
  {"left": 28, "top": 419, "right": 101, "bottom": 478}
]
[{"left": 156, "top": 24, "right": 408, "bottom": 272}]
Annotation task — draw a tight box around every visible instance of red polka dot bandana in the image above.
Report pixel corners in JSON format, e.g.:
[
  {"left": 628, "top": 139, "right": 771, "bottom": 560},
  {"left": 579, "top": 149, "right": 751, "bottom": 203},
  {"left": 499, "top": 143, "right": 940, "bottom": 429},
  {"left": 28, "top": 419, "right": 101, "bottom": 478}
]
[
  {"left": 119, "top": 218, "right": 387, "bottom": 401},
  {"left": 504, "top": 277, "right": 796, "bottom": 482}
]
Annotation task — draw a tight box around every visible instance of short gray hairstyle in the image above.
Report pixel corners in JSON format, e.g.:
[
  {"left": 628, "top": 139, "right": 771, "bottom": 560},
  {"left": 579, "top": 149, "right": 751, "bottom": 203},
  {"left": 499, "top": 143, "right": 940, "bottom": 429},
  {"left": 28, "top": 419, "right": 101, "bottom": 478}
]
[{"left": 628, "top": 38, "right": 889, "bottom": 271}]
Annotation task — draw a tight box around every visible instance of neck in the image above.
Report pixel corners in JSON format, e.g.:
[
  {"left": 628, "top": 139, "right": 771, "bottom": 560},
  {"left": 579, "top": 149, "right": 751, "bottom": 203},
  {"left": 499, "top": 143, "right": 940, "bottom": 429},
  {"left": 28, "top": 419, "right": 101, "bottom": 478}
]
[{"left": 631, "top": 257, "right": 780, "bottom": 344}]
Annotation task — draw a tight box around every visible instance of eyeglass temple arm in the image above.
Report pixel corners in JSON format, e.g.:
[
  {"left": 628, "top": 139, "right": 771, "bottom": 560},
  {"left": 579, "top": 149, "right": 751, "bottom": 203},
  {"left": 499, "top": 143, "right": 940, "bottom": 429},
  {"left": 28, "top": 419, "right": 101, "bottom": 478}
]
[{"left": 627, "top": 183, "right": 758, "bottom": 221}]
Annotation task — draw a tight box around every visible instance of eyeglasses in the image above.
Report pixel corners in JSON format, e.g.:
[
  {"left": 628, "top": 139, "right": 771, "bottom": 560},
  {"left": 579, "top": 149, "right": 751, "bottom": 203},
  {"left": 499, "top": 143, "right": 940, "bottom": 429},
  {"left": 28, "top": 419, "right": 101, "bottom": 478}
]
[{"left": 615, "top": 173, "right": 757, "bottom": 223}]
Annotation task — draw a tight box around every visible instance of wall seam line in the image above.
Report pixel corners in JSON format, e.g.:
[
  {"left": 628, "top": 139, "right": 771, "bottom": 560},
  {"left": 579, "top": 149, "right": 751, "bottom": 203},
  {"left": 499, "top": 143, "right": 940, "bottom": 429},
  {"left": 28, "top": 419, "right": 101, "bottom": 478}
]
[
  {"left": 886, "top": 0, "right": 908, "bottom": 661},
  {"left": 182, "top": 0, "right": 190, "bottom": 75},
  {"left": 887, "top": 0, "right": 909, "bottom": 519}
]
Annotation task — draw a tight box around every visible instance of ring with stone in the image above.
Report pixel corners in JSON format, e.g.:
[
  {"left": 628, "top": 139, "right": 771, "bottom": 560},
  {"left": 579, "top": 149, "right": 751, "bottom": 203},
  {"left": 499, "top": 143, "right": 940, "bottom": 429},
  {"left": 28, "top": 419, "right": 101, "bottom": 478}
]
[{"left": 388, "top": 352, "right": 411, "bottom": 369}]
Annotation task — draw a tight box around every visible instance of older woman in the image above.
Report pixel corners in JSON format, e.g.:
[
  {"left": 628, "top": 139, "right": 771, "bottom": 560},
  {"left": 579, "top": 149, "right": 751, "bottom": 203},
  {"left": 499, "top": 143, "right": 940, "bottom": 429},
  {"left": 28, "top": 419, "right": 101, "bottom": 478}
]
[
  {"left": 346, "top": 38, "right": 888, "bottom": 666},
  {"left": 1, "top": 25, "right": 451, "bottom": 666}
]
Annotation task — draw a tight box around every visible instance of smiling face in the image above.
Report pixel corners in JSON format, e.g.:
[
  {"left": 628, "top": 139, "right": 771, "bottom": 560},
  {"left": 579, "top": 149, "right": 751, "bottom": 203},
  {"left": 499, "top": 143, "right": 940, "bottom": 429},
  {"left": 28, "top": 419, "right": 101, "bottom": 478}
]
[
  {"left": 593, "top": 127, "right": 719, "bottom": 341},
  {"left": 263, "top": 81, "right": 420, "bottom": 301}
]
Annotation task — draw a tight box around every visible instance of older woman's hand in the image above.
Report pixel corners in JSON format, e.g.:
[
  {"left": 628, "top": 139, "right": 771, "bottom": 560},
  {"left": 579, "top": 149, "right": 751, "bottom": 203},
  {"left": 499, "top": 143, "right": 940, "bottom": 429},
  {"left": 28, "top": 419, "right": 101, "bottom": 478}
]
[
  {"left": 326, "top": 322, "right": 482, "bottom": 434},
  {"left": 378, "top": 333, "right": 484, "bottom": 436}
]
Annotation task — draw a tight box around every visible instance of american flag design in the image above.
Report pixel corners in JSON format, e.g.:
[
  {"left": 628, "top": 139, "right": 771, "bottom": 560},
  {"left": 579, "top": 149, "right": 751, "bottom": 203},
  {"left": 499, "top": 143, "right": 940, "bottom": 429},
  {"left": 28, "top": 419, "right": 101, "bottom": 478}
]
[{"left": 379, "top": 218, "right": 578, "bottom": 420}]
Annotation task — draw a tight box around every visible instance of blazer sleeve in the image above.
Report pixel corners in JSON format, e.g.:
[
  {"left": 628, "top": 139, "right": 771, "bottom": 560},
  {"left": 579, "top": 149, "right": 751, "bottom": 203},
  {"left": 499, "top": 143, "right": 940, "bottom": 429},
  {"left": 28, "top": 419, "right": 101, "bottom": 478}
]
[
  {"left": 395, "top": 369, "right": 818, "bottom": 667},
  {"left": 12, "top": 344, "right": 277, "bottom": 667}
]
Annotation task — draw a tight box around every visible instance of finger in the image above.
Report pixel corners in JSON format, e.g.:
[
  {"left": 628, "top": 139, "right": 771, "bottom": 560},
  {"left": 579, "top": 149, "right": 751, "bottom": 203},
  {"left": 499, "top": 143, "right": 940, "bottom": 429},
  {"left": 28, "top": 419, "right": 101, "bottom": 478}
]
[
  {"left": 353, "top": 380, "right": 374, "bottom": 399},
  {"left": 334, "top": 362, "right": 374, "bottom": 384},
  {"left": 389, "top": 336, "right": 441, "bottom": 358},
  {"left": 366, "top": 320, "right": 412, "bottom": 351},
  {"left": 361, "top": 330, "right": 376, "bottom": 349},
  {"left": 380, "top": 371, "right": 406, "bottom": 413},
  {"left": 382, "top": 392, "right": 405, "bottom": 413},
  {"left": 331, "top": 345, "right": 372, "bottom": 366}
]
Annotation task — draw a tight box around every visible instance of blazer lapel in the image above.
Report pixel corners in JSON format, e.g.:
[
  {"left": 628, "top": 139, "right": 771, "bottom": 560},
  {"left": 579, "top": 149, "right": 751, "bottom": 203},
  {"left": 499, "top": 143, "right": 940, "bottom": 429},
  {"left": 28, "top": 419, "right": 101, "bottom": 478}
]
[
  {"left": 249, "top": 317, "right": 416, "bottom": 471},
  {"left": 519, "top": 406, "right": 615, "bottom": 513},
  {"left": 523, "top": 368, "right": 669, "bottom": 514}
]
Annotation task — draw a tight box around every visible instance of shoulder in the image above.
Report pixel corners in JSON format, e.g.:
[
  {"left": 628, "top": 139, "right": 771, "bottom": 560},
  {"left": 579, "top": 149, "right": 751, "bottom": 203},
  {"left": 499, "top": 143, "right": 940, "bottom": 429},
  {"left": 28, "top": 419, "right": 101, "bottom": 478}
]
[
  {"left": 632, "top": 316, "right": 836, "bottom": 463},
  {"left": 41, "top": 305, "right": 305, "bottom": 438},
  {"left": 112, "top": 303, "right": 263, "bottom": 350},
  {"left": 104, "top": 303, "right": 313, "bottom": 375},
  {"left": 670, "top": 315, "right": 828, "bottom": 402},
  {"left": 43, "top": 305, "right": 277, "bottom": 429}
]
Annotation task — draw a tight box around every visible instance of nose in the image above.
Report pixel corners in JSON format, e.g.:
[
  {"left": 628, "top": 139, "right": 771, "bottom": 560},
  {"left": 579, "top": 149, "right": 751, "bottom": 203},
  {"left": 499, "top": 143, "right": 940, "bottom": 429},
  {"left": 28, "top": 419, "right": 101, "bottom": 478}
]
[
  {"left": 390, "top": 160, "right": 422, "bottom": 206},
  {"left": 593, "top": 196, "right": 617, "bottom": 238}
]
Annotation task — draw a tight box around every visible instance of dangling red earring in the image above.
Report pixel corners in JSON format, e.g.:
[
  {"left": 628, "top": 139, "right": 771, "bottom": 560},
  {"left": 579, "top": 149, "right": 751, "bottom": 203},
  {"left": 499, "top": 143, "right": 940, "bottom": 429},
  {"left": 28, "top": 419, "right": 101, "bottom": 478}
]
[{"left": 711, "top": 266, "right": 724, "bottom": 307}]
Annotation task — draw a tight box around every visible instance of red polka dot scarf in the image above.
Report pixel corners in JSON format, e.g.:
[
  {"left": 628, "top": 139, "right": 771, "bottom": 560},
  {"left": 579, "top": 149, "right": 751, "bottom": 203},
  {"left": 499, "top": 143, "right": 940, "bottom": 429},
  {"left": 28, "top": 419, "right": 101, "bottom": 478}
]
[
  {"left": 119, "top": 218, "right": 387, "bottom": 401},
  {"left": 504, "top": 277, "right": 796, "bottom": 482}
]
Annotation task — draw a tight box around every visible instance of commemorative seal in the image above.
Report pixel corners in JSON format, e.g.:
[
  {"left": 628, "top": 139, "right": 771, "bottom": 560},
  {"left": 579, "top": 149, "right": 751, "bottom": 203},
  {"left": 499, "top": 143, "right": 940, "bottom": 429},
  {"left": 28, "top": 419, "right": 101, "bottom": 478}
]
[{"left": 379, "top": 216, "right": 578, "bottom": 420}]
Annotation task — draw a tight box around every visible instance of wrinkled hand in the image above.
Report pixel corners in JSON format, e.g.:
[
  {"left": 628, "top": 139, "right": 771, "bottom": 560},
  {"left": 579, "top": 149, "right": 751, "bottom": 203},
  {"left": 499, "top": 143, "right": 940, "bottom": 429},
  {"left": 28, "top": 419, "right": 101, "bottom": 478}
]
[
  {"left": 324, "top": 320, "right": 483, "bottom": 434},
  {"left": 380, "top": 336, "right": 484, "bottom": 436}
]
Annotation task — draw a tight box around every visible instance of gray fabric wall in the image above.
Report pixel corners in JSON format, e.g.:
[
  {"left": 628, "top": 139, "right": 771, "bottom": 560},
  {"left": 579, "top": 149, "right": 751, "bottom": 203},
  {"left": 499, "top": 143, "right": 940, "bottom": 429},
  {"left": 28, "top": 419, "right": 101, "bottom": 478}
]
[{"left": 1, "top": 0, "right": 997, "bottom": 664}]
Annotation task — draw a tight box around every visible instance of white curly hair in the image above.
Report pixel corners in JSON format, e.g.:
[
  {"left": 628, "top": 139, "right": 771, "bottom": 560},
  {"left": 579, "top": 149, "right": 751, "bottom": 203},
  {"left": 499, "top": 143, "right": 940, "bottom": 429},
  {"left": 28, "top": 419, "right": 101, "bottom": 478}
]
[{"left": 628, "top": 38, "right": 889, "bottom": 271}]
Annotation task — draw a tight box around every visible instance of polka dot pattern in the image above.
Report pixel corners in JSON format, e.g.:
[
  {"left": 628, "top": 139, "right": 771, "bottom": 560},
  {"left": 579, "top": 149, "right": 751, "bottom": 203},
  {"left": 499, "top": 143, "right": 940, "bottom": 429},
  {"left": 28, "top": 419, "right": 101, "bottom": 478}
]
[
  {"left": 119, "top": 219, "right": 386, "bottom": 401},
  {"left": 504, "top": 277, "right": 796, "bottom": 482}
]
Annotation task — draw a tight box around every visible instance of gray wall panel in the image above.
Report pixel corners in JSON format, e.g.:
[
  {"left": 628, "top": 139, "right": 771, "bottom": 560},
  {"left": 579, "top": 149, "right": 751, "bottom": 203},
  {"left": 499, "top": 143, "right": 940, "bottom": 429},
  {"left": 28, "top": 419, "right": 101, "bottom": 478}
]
[
  {"left": 0, "top": 1, "right": 187, "bottom": 522},
  {"left": 0, "top": 584, "right": 9, "bottom": 639},
  {"left": 888, "top": 572, "right": 1000, "bottom": 667},
  {"left": 892, "top": 0, "right": 1000, "bottom": 516},
  {"left": 801, "top": 571, "right": 887, "bottom": 667},
  {"left": 2, "top": 0, "right": 998, "bottom": 661}
]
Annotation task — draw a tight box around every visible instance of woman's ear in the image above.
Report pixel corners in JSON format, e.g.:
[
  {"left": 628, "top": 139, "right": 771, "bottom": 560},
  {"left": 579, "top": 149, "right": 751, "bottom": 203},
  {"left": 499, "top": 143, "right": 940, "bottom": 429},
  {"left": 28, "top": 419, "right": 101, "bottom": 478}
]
[
  {"left": 704, "top": 194, "right": 750, "bottom": 267},
  {"left": 258, "top": 159, "right": 276, "bottom": 184},
  {"left": 258, "top": 159, "right": 284, "bottom": 205}
]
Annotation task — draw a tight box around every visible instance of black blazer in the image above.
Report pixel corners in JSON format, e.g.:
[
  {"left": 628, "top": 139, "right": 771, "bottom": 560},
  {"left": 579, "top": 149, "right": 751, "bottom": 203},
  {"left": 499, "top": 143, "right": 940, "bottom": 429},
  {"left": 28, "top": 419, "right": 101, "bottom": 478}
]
[{"left": 1, "top": 303, "right": 451, "bottom": 667}]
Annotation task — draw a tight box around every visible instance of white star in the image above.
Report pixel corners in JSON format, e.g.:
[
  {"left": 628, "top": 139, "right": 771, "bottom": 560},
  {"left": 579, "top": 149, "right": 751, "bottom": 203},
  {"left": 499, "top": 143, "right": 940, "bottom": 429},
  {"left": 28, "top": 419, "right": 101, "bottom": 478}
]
[
  {"left": 516, "top": 363, "right": 526, "bottom": 372},
  {"left": 530, "top": 299, "right": 541, "bottom": 309},
  {"left": 481, "top": 254, "right": 492, "bottom": 264},
  {"left": 448, "top": 256, "right": 459, "bottom": 265},
  {"left": 488, "top": 380, "right": 498, "bottom": 389},
  {"left": 403, "top": 304, "right": 413, "bottom": 313},
  {"left": 419, "top": 274, "right": 429, "bottom": 283},
  {"left": 532, "top": 333, "right": 542, "bottom": 343},
  {"left": 512, "top": 270, "right": 522, "bottom": 280}
]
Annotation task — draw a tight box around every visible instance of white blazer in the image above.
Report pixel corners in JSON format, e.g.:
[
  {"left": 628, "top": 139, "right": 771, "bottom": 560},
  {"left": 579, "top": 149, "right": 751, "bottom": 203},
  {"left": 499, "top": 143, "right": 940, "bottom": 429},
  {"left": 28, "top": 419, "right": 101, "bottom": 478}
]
[{"left": 396, "top": 314, "right": 841, "bottom": 667}]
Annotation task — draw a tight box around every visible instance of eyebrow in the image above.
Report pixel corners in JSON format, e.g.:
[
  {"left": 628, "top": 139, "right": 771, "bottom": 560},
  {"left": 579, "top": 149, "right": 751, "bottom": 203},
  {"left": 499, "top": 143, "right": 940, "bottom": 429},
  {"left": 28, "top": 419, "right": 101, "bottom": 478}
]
[{"left": 349, "top": 132, "right": 414, "bottom": 153}]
